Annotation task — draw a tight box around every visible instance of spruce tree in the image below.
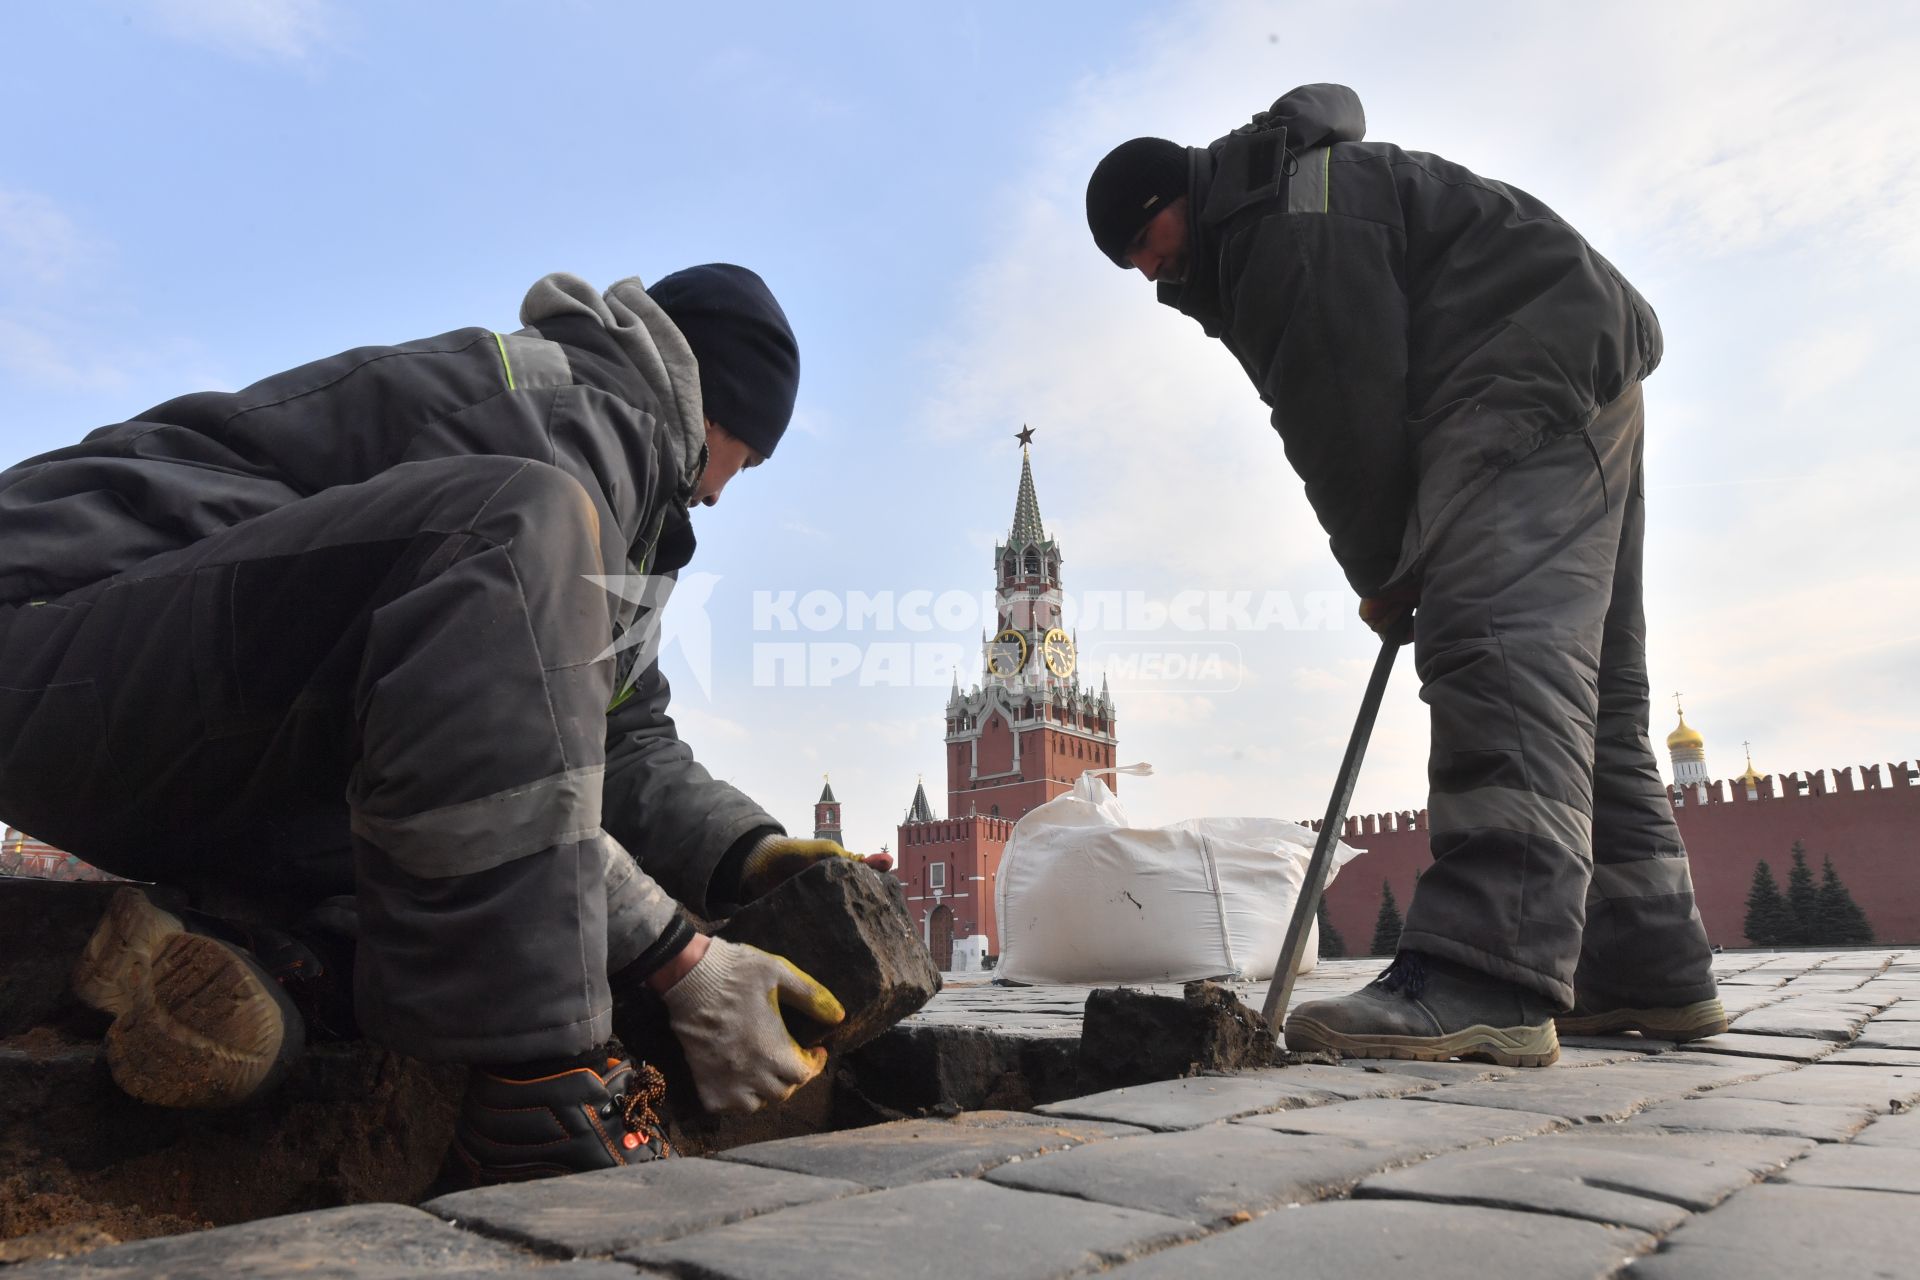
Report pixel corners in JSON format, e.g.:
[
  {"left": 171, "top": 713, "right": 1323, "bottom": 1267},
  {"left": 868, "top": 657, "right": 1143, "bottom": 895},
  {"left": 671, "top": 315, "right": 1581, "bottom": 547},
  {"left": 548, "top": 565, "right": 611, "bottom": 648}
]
[
  {"left": 1316, "top": 899, "right": 1347, "bottom": 959},
  {"left": 1814, "top": 855, "right": 1876, "bottom": 946},
  {"left": 1742, "top": 859, "right": 1791, "bottom": 947},
  {"left": 1784, "top": 841, "right": 1818, "bottom": 945},
  {"left": 1370, "top": 880, "right": 1404, "bottom": 956}
]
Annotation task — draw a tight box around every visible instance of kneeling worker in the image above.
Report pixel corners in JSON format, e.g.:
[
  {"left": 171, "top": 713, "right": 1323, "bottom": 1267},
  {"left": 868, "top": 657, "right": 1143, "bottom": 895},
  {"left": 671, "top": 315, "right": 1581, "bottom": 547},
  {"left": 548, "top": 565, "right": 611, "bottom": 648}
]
[{"left": 0, "top": 263, "right": 889, "bottom": 1183}]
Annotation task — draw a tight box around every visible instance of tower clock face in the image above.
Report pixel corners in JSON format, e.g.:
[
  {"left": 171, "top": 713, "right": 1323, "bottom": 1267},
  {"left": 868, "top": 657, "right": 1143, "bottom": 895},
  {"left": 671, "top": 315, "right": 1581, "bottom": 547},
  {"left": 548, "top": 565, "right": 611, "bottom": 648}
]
[
  {"left": 988, "top": 629, "right": 1029, "bottom": 677},
  {"left": 1042, "top": 627, "right": 1076, "bottom": 678}
]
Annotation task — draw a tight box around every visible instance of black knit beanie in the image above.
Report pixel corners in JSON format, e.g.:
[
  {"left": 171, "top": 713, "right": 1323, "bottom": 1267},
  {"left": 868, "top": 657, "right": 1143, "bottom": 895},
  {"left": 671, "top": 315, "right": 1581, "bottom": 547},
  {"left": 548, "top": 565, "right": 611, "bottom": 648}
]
[
  {"left": 648, "top": 264, "right": 799, "bottom": 459},
  {"left": 1085, "top": 137, "right": 1189, "bottom": 267}
]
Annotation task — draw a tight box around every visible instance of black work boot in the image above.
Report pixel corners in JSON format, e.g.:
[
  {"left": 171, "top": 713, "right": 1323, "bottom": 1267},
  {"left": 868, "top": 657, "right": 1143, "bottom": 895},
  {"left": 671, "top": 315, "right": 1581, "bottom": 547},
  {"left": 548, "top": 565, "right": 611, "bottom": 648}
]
[
  {"left": 71, "top": 887, "right": 307, "bottom": 1108},
  {"left": 1557, "top": 992, "right": 1727, "bottom": 1042},
  {"left": 1284, "top": 951, "right": 1560, "bottom": 1067},
  {"left": 445, "top": 1052, "right": 673, "bottom": 1187}
]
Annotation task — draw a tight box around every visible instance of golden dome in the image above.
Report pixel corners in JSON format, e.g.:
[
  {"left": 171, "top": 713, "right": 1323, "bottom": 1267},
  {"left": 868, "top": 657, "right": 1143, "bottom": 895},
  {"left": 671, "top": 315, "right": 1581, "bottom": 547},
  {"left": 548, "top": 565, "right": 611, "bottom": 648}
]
[{"left": 1666, "top": 713, "right": 1705, "bottom": 753}]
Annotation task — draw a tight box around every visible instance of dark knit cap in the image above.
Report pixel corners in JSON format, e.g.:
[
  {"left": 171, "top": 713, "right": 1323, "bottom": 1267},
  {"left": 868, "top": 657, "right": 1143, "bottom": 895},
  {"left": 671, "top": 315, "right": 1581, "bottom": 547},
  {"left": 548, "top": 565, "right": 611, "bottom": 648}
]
[
  {"left": 1085, "top": 137, "right": 1189, "bottom": 266},
  {"left": 648, "top": 264, "right": 799, "bottom": 459}
]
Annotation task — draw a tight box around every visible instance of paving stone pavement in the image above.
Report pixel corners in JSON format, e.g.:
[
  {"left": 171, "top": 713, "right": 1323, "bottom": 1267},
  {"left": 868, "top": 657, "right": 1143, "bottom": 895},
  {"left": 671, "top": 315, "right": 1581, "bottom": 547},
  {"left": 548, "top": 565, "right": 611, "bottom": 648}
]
[{"left": 18, "top": 949, "right": 1920, "bottom": 1279}]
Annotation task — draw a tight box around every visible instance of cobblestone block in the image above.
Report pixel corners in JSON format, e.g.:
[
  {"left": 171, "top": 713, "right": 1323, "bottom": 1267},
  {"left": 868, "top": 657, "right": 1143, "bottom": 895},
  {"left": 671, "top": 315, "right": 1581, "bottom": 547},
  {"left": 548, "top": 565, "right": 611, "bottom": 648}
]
[
  {"left": 423, "top": 1159, "right": 865, "bottom": 1257},
  {"left": 1035, "top": 1072, "right": 1343, "bottom": 1130},
  {"left": 1731, "top": 1003, "right": 1875, "bottom": 1042},
  {"left": 1627, "top": 1185, "right": 1920, "bottom": 1279},
  {"left": 1777, "top": 1143, "right": 1920, "bottom": 1194},
  {"left": 1686, "top": 1032, "right": 1839, "bottom": 1062},
  {"left": 1236, "top": 1096, "right": 1563, "bottom": 1146},
  {"left": 1853, "top": 1107, "right": 1920, "bottom": 1148},
  {"left": 1100, "top": 1199, "right": 1650, "bottom": 1280},
  {"left": 5, "top": 1203, "right": 531, "bottom": 1279},
  {"left": 1825, "top": 1045, "right": 1920, "bottom": 1068},
  {"left": 714, "top": 858, "right": 940, "bottom": 1055},
  {"left": 1076, "top": 982, "right": 1274, "bottom": 1094},
  {"left": 716, "top": 1110, "right": 1146, "bottom": 1188},
  {"left": 1035, "top": 1064, "right": 1426, "bottom": 1131},
  {"left": 1620, "top": 1096, "right": 1874, "bottom": 1143},
  {"left": 1711, "top": 1064, "right": 1920, "bottom": 1114},
  {"left": 1417, "top": 1071, "right": 1687, "bottom": 1124},
  {"left": 1855, "top": 1021, "right": 1920, "bottom": 1050},
  {"left": 984, "top": 1123, "right": 1436, "bottom": 1222},
  {"left": 624, "top": 1180, "right": 1198, "bottom": 1280},
  {"left": 1356, "top": 1131, "right": 1809, "bottom": 1234},
  {"left": 1343, "top": 1058, "right": 1517, "bottom": 1084}
]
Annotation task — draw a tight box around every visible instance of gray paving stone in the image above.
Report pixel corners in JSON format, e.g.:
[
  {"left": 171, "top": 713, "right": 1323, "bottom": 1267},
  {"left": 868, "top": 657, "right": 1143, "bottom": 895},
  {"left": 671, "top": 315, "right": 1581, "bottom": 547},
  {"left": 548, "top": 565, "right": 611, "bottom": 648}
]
[
  {"left": 1627, "top": 1184, "right": 1920, "bottom": 1279},
  {"left": 1731, "top": 1002, "right": 1875, "bottom": 1042},
  {"left": 1777, "top": 1143, "right": 1920, "bottom": 1193},
  {"left": 1853, "top": 1108, "right": 1920, "bottom": 1147},
  {"left": 1343, "top": 1057, "right": 1517, "bottom": 1083},
  {"left": 1557, "top": 1034, "right": 1679, "bottom": 1054},
  {"left": 423, "top": 1158, "right": 865, "bottom": 1256},
  {"left": 984, "top": 1122, "right": 1439, "bottom": 1222},
  {"left": 6, "top": 1204, "right": 533, "bottom": 1279},
  {"left": 1356, "top": 1130, "right": 1807, "bottom": 1234},
  {"left": 1825, "top": 1046, "right": 1920, "bottom": 1067},
  {"left": 715, "top": 1110, "right": 1146, "bottom": 1188},
  {"left": 1412, "top": 1057, "right": 1764, "bottom": 1123},
  {"left": 1236, "top": 1096, "right": 1563, "bottom": 1146},
  {"left": 1620, "top": 1096, "right": 1874, "bottom": 1142},
  {"left": 625, "top": 1180, "right": 1198, "bottom": 1280},
  {"left": 1034, "top": 1066, "right": 1418, "bottom": 1131},
  {"left": 1686, "top": 1031, "right": 1839, "bottom": 1062},
  {"left": 1549, "top": 1044, "right": 1664, "bottom": 1067},
  {"left": 1855, "top": 1020, "right": 1920, "bottom": 1050},
  {"left": 1711, "top": 1063, "right": 1920, "bottom": 1114},
  {"left": 1867, "top": 1003, "right": 1920, "bottom": 1020},
  {"left": 1635, "top": 1051, "right": 1797, "bottom": 1078},
  {"left": 1101, "top": 1200, "right": 1650, "bottom": 1280}
]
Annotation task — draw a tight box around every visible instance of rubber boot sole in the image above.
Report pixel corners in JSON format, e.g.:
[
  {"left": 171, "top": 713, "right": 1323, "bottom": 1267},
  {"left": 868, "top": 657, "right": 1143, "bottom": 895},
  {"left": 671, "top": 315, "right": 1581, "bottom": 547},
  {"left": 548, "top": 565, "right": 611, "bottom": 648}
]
[
  {"left": 72, "top": 888, "right": 304, "bottom": 1108},
  {"left": 1556, "top": 998, "right": 1728, "bottom": 1043},
  {"left": 1284, "top": 1013, "right": 1561, "bottom": 1067}
]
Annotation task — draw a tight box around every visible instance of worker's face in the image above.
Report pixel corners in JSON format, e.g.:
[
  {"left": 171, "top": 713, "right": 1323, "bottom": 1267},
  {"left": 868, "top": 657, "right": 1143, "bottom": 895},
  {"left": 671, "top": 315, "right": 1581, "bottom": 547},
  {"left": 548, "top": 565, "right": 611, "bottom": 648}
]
[
  {"left": 690, "top": 420, "right": 763, "bottom": 508},
  {"left": 1123, "top": 197, "right": 1190, "bottom": 284}
]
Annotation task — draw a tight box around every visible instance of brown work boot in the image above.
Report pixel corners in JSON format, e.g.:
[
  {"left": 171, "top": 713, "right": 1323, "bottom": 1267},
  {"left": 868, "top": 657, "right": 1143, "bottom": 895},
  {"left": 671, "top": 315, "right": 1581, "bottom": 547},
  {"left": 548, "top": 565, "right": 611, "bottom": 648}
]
[
  {"left": 72, "top": 887, "right": 306, "bottom": 1108},
  {"left": 1557, "top": 993, "right": 1727, "bottom": 1042},
  {"left": 443, "top": 1053, "right": 673, "bottom": 1188},
  {"left": 1284, "top": 951, "right": 1560, "bottom": 1067}
]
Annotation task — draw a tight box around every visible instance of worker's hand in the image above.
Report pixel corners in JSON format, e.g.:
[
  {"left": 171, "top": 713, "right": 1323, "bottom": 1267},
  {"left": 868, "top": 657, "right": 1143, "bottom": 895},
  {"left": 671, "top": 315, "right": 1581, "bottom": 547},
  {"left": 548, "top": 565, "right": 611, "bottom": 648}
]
[
  {"left": 1358, "top": 582, "right": 1419, "bottom": 645},
  {"left": 739, "top": 835, "right": 894, "bottom": 899},
  {"left": 659, "top": 936, "right": 846, "bottom": 1114}
]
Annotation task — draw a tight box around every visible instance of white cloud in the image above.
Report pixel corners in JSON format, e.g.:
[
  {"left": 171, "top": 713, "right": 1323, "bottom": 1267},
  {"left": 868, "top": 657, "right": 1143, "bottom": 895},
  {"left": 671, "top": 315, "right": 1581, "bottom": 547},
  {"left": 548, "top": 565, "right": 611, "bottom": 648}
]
[{"left": 145, "top": 0, "right": 334, "bottom": 62}]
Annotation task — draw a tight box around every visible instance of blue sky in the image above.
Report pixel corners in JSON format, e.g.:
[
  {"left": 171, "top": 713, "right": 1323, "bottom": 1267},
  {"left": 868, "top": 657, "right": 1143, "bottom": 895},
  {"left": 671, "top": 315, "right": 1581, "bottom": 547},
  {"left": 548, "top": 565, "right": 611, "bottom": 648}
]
[{"left": 5, "top": 1, "right": 1917, "bottom": 857}]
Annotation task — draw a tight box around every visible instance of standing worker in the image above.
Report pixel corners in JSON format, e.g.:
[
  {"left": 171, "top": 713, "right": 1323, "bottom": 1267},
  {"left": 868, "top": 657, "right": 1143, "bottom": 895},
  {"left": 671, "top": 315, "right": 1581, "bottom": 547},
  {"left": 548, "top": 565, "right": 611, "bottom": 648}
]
[
  {"left": 0, "top": 265, "right": 890, "bottom": 1183},
  {"left": 1085, "top": 84, "right": 1724, "bottom": 1066}
]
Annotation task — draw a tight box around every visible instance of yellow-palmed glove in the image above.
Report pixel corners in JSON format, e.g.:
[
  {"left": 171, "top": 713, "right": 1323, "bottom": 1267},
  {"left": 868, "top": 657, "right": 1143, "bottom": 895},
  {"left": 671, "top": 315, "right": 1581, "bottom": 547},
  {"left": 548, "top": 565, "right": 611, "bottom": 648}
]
[
  {"left": 659, "top": 937, "right": 845, "bottom": 1114},
  {"left": 739, "top": 835, "right": 895, "bottom": 900}
]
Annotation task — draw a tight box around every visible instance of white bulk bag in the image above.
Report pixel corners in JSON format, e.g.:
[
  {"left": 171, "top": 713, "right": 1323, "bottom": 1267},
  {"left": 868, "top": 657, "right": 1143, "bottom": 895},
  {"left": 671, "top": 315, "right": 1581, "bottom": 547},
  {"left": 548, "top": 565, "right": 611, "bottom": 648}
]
[{"left": 993, "top": 773, "right": 1363, "bottom": 985}]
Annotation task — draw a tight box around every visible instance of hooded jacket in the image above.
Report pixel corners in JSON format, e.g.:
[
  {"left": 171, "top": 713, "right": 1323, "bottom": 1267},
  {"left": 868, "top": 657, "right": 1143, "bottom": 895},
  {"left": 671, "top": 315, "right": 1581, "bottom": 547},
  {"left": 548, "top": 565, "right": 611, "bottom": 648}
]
[
  {"left": 1159, "top": 84, "right": 1662, "bottom": 596},
  {"left": 0, "top": 274, "right": 780, "bottom": 916}
]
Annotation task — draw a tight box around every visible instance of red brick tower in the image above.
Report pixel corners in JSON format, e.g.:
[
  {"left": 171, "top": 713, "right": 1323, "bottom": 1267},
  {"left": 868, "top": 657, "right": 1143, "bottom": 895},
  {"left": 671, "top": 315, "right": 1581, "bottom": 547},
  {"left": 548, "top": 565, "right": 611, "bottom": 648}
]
[
  {"left": 895, "top": 432, "right": 1118, "bottom": 969},
  {"left": 813, "top": 777, "right": 841, "bottom": 843}
]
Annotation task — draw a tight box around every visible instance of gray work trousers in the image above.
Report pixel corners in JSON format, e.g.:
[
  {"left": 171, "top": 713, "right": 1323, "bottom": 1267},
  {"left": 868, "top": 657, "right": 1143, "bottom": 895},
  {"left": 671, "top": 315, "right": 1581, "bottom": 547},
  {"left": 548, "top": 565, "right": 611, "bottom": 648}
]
[
  {"left": 0, "top": 455, "right": 670, "bottom": 1062},
  {"left": 1399, "top": 383, "right": 1718, "bottom": 1008}
]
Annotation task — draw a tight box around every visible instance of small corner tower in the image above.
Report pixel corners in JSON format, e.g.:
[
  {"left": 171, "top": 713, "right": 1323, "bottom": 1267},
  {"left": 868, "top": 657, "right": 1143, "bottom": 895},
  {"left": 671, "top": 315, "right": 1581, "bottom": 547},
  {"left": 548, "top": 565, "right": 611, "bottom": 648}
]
[{"left": 813, "top": 775, "right": 842, "bottom": 843}]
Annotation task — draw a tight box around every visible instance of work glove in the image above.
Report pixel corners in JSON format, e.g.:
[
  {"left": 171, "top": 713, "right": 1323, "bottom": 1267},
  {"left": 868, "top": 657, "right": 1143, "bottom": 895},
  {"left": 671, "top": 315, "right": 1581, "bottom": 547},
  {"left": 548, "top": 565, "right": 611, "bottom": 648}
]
[
  {"left": 738, "top": 835, "right": 895, "bottom": 900},
  {"left": 1357, "top": 581, "right": 1419, "bottom": 646},
  {"left": 659, "top": 936, "right": 846, "bottom": 1114}
]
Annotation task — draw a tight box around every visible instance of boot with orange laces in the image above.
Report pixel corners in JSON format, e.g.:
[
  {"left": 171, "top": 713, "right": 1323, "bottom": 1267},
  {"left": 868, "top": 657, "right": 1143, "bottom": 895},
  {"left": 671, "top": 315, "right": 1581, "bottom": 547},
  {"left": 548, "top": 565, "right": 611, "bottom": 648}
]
[{"left": 447, "top": 1049, "right": 671, "bottom": 1186}]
